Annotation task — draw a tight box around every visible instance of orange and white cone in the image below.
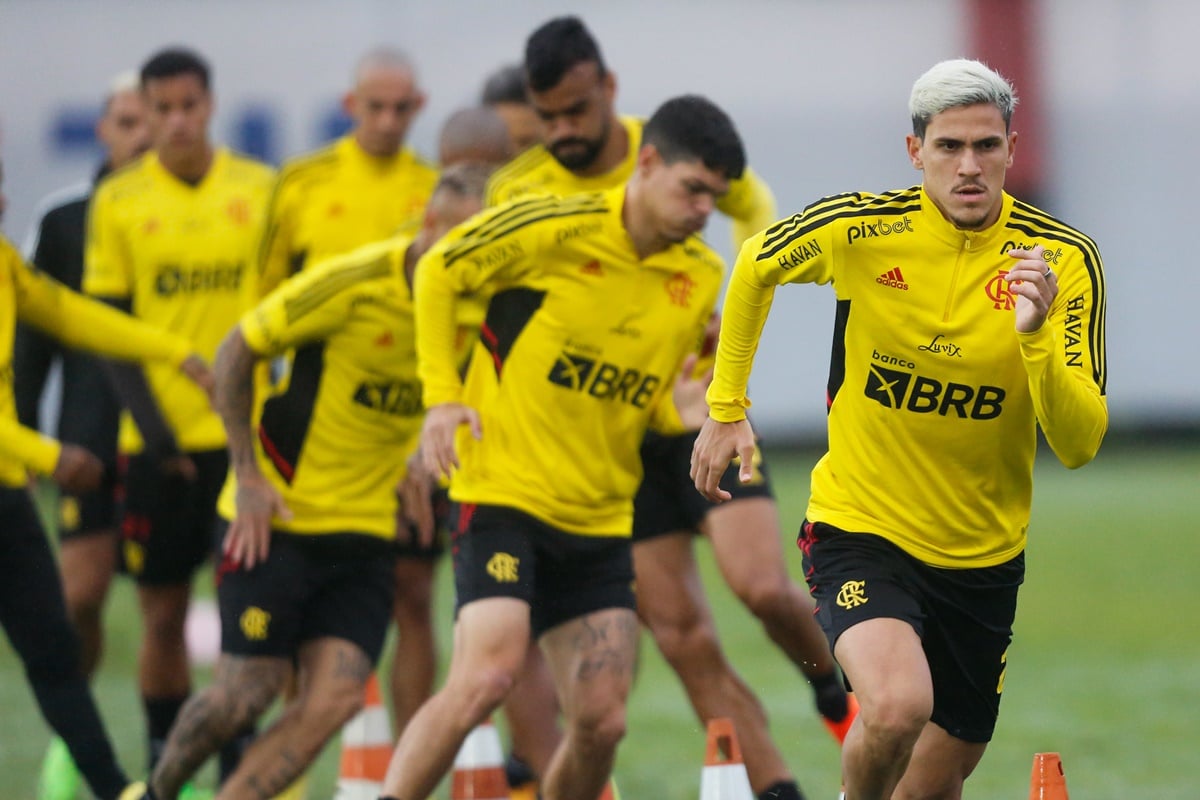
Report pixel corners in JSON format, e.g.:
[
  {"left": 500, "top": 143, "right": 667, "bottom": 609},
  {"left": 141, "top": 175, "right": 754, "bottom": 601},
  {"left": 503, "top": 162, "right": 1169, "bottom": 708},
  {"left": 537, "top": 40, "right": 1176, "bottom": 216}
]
[
  {"left": 452, "top": 717, "right": 508, "bottom": 800},
  {"left": 1028, "top": 752, "right": 1070, "bottom": 800},
  {"left": 334, "top": 673, "right": 393, "bottom": 800},
  {"left": 699, "top": 718, "right": 754, "bottom": 800}
]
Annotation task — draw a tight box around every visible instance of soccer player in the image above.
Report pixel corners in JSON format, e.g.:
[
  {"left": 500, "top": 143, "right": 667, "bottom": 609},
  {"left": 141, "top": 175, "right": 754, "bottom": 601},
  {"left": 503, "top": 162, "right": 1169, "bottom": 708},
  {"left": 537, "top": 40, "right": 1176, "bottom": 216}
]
[
  {"left": 489, "top": 17, "right": 851, "bottom": 800},
  {"left": 437, "top": 105, "right": 514, "bottom": 168},
  {"left": 2, "top": 171, "right": 210, "bottom": 800},
  {"left": 14, "top": 70, "right": 150, "bottom": 800},
  {"left": 480, "top": 63, "right": 543, "bottom": 154},
  {"left": 256, "top": 45, "right": 436, "bottom": 296},
  {"left": 130, "top": 163, "right": 492, "bottom": 800},
  {"left": 83, "top": 47, "right": 274, "bottom": 779},
  {"left": 378, "top": 94, "right": 737, "bottom": 800},
  {"left": 692, "top": 59, "right": 1107, "bottom": 800}
]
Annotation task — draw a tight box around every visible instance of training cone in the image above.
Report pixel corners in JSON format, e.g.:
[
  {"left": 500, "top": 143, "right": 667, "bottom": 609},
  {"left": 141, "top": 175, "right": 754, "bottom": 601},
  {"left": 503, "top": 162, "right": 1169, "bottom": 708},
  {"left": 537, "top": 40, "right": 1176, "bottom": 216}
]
[
  {"left": 1028, "top": 752, "right": 1070, "bottom": 800},
  {"left": 334, "top": 673, "right": 393, "bottom": 800},
  {"left": 699, "top": 718, "right": 754, "bottom": 800},
  {"left": 452, "top": 718, "right": 508, "bottom": 800}
]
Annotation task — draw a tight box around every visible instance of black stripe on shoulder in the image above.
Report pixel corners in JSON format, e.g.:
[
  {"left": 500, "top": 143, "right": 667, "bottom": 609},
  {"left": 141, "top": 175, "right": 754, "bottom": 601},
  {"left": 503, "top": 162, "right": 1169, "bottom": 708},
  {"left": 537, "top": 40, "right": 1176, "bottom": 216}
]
[
  {"left": 443, "top": 196, "right": 609, "bottom": 268},
  {"left": 486, "top": 146, "right": 554, "bottom": 201},
  {"left": 1006, "top": 203, "right": 1106, "bottom": 393},
  {"left": 283, "top": 253, "right": 392, "bottom": 324},
  {"left": 758, "top": 187, "right": 922, "bottom": 261}
]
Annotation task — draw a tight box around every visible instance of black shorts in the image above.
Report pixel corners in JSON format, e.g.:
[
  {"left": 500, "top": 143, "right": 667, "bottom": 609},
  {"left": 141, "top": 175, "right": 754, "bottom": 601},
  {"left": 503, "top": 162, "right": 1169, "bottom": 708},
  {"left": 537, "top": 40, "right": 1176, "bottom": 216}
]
[
  {"left": 215, "top": 525, "right": 396, "bottom": 663},
  {"left": 118, "top": 449, "right": 229, "bottom": 585},
  {"left": 632, "top": 430, "right": 774, "bottom": 541},
  {"left": 451, "top": 504, "right": 635, "bottom": 638},
  {"left": 393, "top": 487, "right": 450, "bottom": 560},
  {"left": 56, "top": 463, "right": 119, "bottom": 541},
  {"left": 799, "top": 520, "right": 1024, "bottom": 743}
]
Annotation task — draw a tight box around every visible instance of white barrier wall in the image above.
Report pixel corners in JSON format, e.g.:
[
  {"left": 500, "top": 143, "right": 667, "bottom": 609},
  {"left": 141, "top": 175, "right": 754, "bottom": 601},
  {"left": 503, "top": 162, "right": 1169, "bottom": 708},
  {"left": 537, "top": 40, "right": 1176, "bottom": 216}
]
[{"left": 1, "top": 0, "right": 1195, "bottom": 438}]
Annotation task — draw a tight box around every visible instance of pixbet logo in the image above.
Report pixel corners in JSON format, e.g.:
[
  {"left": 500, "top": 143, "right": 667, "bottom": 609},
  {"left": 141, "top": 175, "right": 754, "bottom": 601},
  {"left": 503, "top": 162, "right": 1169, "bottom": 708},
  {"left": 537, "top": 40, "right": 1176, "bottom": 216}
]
[{"left": 847, "top": 216, "right": 914, "bottom": 245}]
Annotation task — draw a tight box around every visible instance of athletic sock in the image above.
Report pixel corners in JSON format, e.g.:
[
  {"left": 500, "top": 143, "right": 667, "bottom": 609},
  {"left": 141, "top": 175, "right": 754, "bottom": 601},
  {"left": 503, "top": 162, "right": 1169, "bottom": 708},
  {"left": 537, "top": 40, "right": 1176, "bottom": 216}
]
[
  {"left": 811, "top": 670, "right": 849, "bottom": 722},
  {"left": 505, "top": 752, "right": 536, "bottom": 787},
  {"left": 143, "top": 695, "right": 187, "bottom": 772},
  {"left": 758, "top": 779, "right": 806, "bottom": 800}
]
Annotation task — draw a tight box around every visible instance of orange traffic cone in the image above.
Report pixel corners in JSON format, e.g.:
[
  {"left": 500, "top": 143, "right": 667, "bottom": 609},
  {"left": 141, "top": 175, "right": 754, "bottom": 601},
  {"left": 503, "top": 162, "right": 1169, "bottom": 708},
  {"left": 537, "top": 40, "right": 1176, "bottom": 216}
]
[
  {"left": 334, "top": 673, "right": 393, "bottom": 800},
  {"left": 452, "top": 718, "right": 508, "bottom": 800},
  {"left": 1028, "top": 752, "right": 1070, "bottom": 799},
  {"left": 699, "top": 718, "right": 754, "bottom": 800}
]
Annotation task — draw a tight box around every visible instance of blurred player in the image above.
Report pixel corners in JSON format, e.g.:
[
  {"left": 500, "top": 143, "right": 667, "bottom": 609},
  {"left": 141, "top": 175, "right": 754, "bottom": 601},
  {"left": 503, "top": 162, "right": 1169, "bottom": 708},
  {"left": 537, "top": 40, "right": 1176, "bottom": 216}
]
[
  {"left": 438, "top": 105, "right": 514, "bottom": 168},
  {"left": 136, "top": 164, "right": 492, "bottom": 800},
  {"left": 489, "top": 17, "right": 853, "bottom": 800},
  {"left": 378, "top": 93, "right": 736, "bottom": 800},
  {"left": 480, "top": 63, "right": 543, "bottom": 154},
  {"left": 1, "top": 161, "right": 210, "bottom": 800},
  {"left": 14, "top": 70, "right": 150, "bottom": 800},
  {"left": 692, "top": 58, "right": 1107, "bottom": 800},
  {"left": 83, "top": 47, "right": 274, "bottom": 783}
]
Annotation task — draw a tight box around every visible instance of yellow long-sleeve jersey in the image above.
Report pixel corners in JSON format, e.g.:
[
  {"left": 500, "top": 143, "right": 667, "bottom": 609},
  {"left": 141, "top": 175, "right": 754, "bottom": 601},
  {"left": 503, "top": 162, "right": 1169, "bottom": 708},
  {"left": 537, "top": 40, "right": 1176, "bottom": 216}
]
[
  {"left": 708, "top": 186, "right": 1107, "bottom": 567},
  {"left": 417, "top": 187, "right": 723, "bottom": 537},
  {"left": 486, "top": 115, "right": 776, "bottom": 250},
  {"left": 0, "top": 237, "right": 191, "bottom": 486}
]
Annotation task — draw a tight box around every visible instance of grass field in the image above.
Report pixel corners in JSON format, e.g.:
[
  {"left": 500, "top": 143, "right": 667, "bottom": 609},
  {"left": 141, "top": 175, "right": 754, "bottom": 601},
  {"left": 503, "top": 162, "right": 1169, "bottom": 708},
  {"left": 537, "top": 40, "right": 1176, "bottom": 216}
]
[{"left": 2, "top": 441, "right": 1197, "bottom": 798}]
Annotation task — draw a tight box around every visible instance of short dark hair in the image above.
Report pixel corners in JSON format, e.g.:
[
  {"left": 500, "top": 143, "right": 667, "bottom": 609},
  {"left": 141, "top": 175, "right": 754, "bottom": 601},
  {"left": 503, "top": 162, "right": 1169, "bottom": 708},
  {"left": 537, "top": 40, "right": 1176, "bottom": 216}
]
[
  {"left": 140, "top": 47, "right": 210, "bottom": 90},
  {"left": 524, "top": 16, "right": 606, "bottom": 93},
  {"left": 480, "top": 63, "right": 529, "bottom": 106},
  {"left": 642, "top": 95, "right": 746, "bottom": 180}
]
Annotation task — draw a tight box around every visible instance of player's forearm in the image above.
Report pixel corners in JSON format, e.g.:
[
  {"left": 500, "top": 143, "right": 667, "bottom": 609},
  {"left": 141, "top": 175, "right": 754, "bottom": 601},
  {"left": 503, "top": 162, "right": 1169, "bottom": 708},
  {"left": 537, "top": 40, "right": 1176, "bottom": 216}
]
[
  {"left": 12, "top": 324, "right": 55, "bottom": 429},
  {"left": 213, "top": 327, "right": 261, "bottom": 477},
  {"left": 706, "top": 260, "right": 778, "bottom": 422},
  {"left": 0, "top": 417, "right": 61, "bottom": 476},
  {"left": 415, "top": 263, "right": 466, "bottom": 407},
  {"left": 1019, "top": 326, "right": 1108, "bottom": 468}
]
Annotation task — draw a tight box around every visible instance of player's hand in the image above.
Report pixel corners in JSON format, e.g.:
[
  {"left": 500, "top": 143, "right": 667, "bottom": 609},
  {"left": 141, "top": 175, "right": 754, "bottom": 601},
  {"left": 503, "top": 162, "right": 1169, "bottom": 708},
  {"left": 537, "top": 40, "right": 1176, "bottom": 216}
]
[
  {"left": 1005, "top": 244, "right": 1058, "bottom": 333},
  {"left": 673, "top": 354, "right": 713, "bottom": 430},
  {"left": 420, "top": 403, "right": 482, "bottom": 481},
  {"left": 226, "top": 471, "right": 291, "bottom": 569},
  {"left": 700, "top": 311, "right": 722, "bottom": 358},
  {"left": 690, "top": 417, "right": 757, "bottom": 502},
  {"left": 160, "top": 453, "right": 198, "bottom": 482},
  {"left": 180, "top": 354, "right": 216, "bottom": 405},
  {"left": 52, "top": 445, "right": 104, "bottom": 494},
  {"left": 397, "top": 451, "right": 436, "bottom": 548}
]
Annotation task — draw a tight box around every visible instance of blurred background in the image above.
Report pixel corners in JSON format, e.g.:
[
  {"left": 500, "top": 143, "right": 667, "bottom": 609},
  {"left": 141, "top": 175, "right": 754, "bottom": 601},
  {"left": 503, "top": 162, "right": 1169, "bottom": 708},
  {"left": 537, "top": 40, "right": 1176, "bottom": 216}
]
[{"left": 2, "top": 0, "right": 1196, "bottom": 442}]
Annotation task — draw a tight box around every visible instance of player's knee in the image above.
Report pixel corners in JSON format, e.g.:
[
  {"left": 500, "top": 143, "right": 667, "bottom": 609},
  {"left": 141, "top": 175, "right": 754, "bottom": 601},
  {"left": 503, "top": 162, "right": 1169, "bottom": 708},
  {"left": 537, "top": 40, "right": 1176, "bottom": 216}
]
[
  {"left": 858, "top": 693, "right": 930, "bottom": 752},
  {"left": 652, "top": 613, "right": 720, "bottom": 670},
  {"left": 737, "top": 576, "right": 794, "bottom": 620},
  {"left": 302, "top": 681, "right": 366, "bottom": 730},
  {"left": 452, "top": 665, "right": 517, "bottom": 719},
  {"left": 568, "top": 702, "right": 627, "bottom": 753}
]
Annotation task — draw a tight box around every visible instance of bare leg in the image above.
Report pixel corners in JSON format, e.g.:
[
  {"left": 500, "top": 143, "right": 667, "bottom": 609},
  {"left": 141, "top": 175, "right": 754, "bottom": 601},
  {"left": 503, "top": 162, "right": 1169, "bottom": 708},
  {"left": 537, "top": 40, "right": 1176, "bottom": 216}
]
[
  {"left": 539, "top": 607, "right": 638, "bottom": 800},
  {"left": 705, "top": 497, "right": 837, "bottom": 677},
  {"left": 380, "top": 598, "right": 530, "bottom": 799},
  {"left": 390, "top": 557, "right": 438, "bottom": 736},
  {"left": 149, "top": 654, "right": 289, "bottom": 799},
  {"left": 220, "top": 638, "right": 372, "bottom": 799},
  {"left": 891, "top": 723, "right": 986, "bottom": 800},
  {"left": 835, "top": 618, "right": 932, "bottom": 800},
  {"left": 137, "top": 583, "right": 193, "bottom": 697},
  {"left": 634, "top": 532, "right": 793, "bottom": 793},
  {"left": 502, "top": 641, "right": 562, "bottom": 778},
  {"left": 58, "top": 527, "right": 118, "bottom": 677}
]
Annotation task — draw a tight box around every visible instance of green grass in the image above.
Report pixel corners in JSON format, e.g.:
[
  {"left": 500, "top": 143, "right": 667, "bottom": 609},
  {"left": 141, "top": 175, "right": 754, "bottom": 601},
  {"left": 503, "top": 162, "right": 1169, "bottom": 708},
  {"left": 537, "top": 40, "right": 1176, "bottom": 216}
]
[{"left": 2, "top": 442, "right": 1197, "bottom": 798}]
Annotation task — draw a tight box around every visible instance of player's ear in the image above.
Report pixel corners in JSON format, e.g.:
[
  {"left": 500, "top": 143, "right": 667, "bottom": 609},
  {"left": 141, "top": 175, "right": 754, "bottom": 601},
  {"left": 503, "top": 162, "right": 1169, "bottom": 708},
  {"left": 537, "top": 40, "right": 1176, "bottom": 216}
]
[
  {"left": 341, "top": 90, "right": 356, "bottom": 118},
  {"left": 906, "top": 134, "right": 923, "bottom": 170},
  {"left": 636, "top": 142, "right": 662, "bottom": 175}
]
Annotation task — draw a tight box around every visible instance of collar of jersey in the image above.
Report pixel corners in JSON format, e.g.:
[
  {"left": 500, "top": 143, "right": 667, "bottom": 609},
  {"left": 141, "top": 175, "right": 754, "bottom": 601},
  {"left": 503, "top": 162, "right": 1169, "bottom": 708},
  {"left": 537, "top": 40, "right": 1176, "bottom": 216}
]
[
  {"left": 917, "top": 184, "right": 1015, "bottom": 250},
  {"left": 339, "top": 135, "right": 410, "bottom": 171},
  {"left": 146, "top": 146, "right": 227, "bottom": 190}
]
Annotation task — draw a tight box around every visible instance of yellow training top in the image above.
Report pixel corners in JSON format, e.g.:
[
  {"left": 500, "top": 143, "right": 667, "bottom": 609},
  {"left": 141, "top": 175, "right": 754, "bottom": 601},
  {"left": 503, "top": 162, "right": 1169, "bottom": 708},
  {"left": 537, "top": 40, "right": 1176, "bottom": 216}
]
[
  {"left": 0, "top": 236, "right": 191, "bottom": 486},
  {"left": 709, "top": 186, "right": 1108, "bottom": 568},
  {"left": 486, "top": 115, "right": 776, "bottom": 249},
  {"left": 216, "top": 234, "right": 437, "bottom": 538},
  {"left": 84, "top": 148, "right": 275, "bottom": 454},
  {"left": 257, "top": 135, "right": 438, "bottom": 295},
  {"left": 417, "top": 186, "right": 723, "bottom": 537}
]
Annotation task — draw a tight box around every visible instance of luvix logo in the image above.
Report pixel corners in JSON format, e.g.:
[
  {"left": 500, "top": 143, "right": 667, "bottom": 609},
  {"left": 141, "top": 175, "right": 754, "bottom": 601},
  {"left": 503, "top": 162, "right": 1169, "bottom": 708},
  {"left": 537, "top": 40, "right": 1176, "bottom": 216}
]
[
  {"left": 547, "top": 352, "right": 661, "bottom": 408},
  {"left": 865, "top": 351, "right": 1005, "bottom": 420},
  {"left": 877, "top": 267, "right": 909, "bottom": 291}
]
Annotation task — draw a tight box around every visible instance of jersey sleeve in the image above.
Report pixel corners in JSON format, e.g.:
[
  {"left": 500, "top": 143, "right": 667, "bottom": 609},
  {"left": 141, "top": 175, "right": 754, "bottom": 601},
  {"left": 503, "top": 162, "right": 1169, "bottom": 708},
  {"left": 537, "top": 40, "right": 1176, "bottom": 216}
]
[
  {"left": 82, "top": 184, "right": 132, "bottom": 299},
  {"left": 255, "top": 171, "right": 301, "bottom": 298},
  {"left": 15, "top": 252, "right": 191, "bottom": 366},
  {"left": 242, "top": 247, "right": 390, "bottom": 357},
  {"left": 717, "top": 166, "right": 778, "bottom": 251},
  {"left": 1018, "top": 247, "right": 1108, "bottom": 468},
  {"left": 415, "top": 200, "right": 549, "bottom": 407}
]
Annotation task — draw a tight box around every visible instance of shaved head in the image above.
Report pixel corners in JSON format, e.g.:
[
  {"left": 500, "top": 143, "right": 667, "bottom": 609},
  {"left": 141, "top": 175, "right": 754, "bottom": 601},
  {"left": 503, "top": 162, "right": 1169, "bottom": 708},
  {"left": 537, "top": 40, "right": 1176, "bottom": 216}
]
[{"left": 438, "top": 106, "right": 514, "bottom": 167}]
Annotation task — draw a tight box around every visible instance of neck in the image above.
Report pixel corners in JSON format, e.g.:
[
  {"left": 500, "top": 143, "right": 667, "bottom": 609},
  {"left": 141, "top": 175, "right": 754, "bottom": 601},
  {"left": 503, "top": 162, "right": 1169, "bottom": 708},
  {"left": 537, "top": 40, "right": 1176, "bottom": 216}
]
[
  {"left": 404, "top": 234, "right": 428, "bottom": 287},
  {"left": 160, "top": 144, "right": 214, "bottom": 184},
  {"left": 621, "top": 179, "right": 667, "bottom": 260},
  {"left": 577, "top": 114, "right": 629, "bottom": 178}
]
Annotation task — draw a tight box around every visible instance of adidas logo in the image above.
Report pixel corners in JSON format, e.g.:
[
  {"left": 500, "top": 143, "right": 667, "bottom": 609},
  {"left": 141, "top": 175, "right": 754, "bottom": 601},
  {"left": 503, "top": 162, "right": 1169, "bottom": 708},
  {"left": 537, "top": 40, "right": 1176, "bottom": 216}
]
[{"left": 876, "top": 267, "right": 909, "bottom": 291}]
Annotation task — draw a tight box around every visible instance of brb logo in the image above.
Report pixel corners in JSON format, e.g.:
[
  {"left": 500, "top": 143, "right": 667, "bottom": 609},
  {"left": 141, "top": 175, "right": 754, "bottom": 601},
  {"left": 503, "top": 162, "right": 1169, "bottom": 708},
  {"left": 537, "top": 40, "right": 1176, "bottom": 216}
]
[
  {"left": 865, "top": 350, "right": 1005, "bottom": 420},
  {"left": 547, "top": 352, "right": 662, "bottom": 408}
]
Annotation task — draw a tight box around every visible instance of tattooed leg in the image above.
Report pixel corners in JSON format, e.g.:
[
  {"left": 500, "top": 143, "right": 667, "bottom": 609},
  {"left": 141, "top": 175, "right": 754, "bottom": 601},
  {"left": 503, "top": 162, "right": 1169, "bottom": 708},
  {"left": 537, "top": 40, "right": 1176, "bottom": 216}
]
[
  {"left": 151, "top": 654, "right": 288, "bottom": 799},
  {"left": 539, "top": 607, "right": 639, "bottom": 800},
  {"left": 219, "top": 638, "right": 372, "bottom": 799}
]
